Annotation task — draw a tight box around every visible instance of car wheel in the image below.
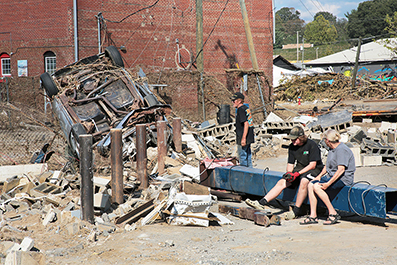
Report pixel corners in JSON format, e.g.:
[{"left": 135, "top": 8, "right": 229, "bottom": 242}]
[
  {"left": 105, "top": 46, "right": 124, "bottom": 67},
  {"left": 144, "top": 94, "right": 159, "bottom": 107},
  {"left": 40, "top": 72, "right": 59, "bottom": 98}
]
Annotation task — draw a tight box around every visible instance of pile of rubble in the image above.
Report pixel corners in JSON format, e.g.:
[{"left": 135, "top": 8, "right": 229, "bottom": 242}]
[{"left": 275, "top": 73, "right": 397, "bottom": 102}]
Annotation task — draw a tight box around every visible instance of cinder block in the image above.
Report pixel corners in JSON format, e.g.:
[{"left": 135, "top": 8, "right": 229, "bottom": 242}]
[
  {"left": 361, "top": 155, "right": 382, "bottom": 166},
  {"left": 65, "top": 222, "right": 80, "bottom": 235},
  {"left": 94, "top": 193, "right": 111, "bottom": 210},
  {"left": 19, "top": 237, "right": 34, "bottom": 252},
  {"left": 340, "top": 133, "right": 349, "bottom": 143},
  {"left": 349, "top": 147, "right": 362, "bottom": 167},
  {"left": 42, "top": 209, "right": 56, "bottom": 226}
]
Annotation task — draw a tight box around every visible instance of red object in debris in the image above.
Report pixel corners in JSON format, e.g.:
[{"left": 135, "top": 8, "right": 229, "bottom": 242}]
[{"left": 298, "top": 96, "right": 301, "bottom": 106}]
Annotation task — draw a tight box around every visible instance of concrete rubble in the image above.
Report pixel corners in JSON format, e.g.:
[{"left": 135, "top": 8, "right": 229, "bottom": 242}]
[{"left": 1, "top": 105, "right": 397, "bottom": 263}]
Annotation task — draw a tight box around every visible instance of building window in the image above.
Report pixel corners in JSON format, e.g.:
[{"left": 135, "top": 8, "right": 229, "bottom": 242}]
[
  {"left": 44, "top": 51, "right": 56, "bottom": 75},
  {"left": 1, "top": 56, "right": 11, "bottom": 76}
]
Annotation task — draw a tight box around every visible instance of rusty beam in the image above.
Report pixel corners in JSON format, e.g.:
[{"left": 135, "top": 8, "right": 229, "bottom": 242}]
[
  {"left": 111, "top": 129, "right": 123, "bottom": 204},
  {"left": 172, "top": 117, "right": 182, "bottom": 153},
  {"left": 157, "top": 120, "right": 167, "bottom": 175},
  {"left": 136, "top": 124, "right": 148, "bottom": 189},
  {"left": 79, "top": 134, "right": 94, "bottom": 223}
]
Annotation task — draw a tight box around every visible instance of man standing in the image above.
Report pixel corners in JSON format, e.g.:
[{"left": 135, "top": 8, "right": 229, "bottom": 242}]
[{"left": 232, "top": 92, "right": 254, "bottom": 167}]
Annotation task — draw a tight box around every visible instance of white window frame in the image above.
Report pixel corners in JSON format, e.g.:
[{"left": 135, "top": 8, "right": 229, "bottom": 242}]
[
  {"left": 45, "top": 56, "right": 56, "bottom": 75},
  {"left": 1, "top": 58, "right": 11, "bottom": 76}
]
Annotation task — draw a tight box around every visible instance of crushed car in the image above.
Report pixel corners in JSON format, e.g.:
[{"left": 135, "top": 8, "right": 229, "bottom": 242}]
[{"left": 40, "top": 46, "right": 172, "bottom": 160}]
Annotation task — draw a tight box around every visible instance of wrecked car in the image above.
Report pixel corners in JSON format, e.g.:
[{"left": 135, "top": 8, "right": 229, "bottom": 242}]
[{"left": 40, "top": 46, "right": 172, "bottom": 160}]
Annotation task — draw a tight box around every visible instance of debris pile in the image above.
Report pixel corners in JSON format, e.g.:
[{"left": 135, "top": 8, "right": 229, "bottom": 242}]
[{"left": 275, "top": 73, "right": 397, "bottom": 102}]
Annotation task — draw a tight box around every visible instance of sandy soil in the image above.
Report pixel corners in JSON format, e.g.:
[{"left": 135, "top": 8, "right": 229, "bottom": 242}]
[{"left": 2, "top": 153, "right": 397, "bottom": 265}]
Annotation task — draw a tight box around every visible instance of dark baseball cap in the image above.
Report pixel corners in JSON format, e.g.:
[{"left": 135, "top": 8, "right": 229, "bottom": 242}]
[
  {"left": 231, "top": 92, "right": 244, "bottom": 101},
  {"left": 286, "top": 126, "right": 305, "bottom": 140}
]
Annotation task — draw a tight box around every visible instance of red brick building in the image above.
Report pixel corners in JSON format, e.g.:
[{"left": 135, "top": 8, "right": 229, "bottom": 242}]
[{"left": 0, "top": 0, "right": 273, "bottom": 119}]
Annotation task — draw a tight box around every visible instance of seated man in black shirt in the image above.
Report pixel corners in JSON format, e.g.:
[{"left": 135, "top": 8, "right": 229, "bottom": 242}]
[{"left": 247, "top": 126, "right": 324, "bottom": 217}]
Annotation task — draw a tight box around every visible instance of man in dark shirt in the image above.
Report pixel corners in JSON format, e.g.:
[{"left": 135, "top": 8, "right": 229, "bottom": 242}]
[
  {"left": 232, "top": 92, "right": 254, "bottom": 167},
  {"left": 248, "top": 126, "right": 324, "bottom": 217}
]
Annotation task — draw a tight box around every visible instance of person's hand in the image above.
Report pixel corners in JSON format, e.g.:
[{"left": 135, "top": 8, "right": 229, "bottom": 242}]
[
  {"left": 282, "top": 171, "right": 300, "bottom": 183},
  {"left": 320, "top": 182, "right": 330, "bottom": 190},
  {"left": 241, "top": 138, "right": 246, "bottom": 147}
]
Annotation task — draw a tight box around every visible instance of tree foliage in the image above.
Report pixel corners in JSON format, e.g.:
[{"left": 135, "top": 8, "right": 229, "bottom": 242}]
[
  {"left": 314, "top": 12, "right": 336, "bottom": 24},
  {"left": 382, "top": 11, "right": 397, "bottom": 53},
  {"left": 304, "top": 15, "right": 337, "bottom": 45},
  {"left": 274, "top": 7, "right": 305, "bottom": 49},
  {"left": 346, "top": 0, "right": 397, "bottom": 39}
]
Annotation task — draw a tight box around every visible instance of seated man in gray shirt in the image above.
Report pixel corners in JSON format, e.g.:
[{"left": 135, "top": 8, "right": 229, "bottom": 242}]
[{"left": 300, "top": 129, "right": 355, "bottom": 225}]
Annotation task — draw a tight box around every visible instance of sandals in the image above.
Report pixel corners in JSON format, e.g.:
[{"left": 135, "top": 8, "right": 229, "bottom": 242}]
[
  {"left": 323, "top": 214, "right": 341, "bottom": 225},
  {"left": 245, "top": 199, "right": 265, "bottom": 210},
  {"left": 299, "top": 216, "right": 318, "bottom": 225}
]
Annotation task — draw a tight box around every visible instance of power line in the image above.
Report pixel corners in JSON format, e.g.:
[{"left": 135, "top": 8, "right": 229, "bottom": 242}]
[
  {"left": 298, "top": 0, "right": 314, "bottom": 18},
  {"left": 105, "top": 0, "right": 160, "bottom": 23}
]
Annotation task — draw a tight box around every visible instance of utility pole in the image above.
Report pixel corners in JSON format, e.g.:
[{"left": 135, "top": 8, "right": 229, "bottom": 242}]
[
  {"left": 297, "top": 31, "right": 299, "bottom": 63},
  {"left": 239, "top": 0, "right": 266, "bottom": 117},
  {"left": 196, "top": 0, "right": 205, "bottom": 120},
  {"left": 352, "top": 37, "right": 362, "bottom": 90},
  {"left": 239, "top": 0, "right": 259, "bottom": 70},
  {"left": 301, "top": 38, "right": 305, "bottom": 69}
]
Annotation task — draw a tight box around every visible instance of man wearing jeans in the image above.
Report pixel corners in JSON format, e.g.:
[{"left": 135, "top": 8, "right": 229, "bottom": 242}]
[{"left": 232, "top": 92, "right": 254, "bottom": 167}]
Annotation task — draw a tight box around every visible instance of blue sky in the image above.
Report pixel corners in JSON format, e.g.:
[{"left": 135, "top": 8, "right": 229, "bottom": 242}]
[{"left": 274, "top": 0, "right": 367, "bottom": 22}]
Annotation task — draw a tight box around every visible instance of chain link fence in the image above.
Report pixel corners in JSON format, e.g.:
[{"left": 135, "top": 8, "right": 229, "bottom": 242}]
[{"left": 0, "top": 99, "right": 69, "bottom": 169}]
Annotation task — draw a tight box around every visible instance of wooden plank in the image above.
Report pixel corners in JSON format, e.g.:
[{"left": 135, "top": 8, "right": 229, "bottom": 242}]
[
  {"left": 210, "top": 189, "right": 242, "bottom": 202},
  {"left": 254, "top": 212, "right": 270, "bottom": 227},
  {"left": 218, "top": 203, "right": 280, "bottom": 226},
  {"left": 115, "top": 199, "right": 154, "bottom": 225},
  {"left": 218, "top": 204, "right": 270, "bottom": 221}
]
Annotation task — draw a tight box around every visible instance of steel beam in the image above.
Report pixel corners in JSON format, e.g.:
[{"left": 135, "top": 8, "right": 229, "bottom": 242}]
[{"left": 200, "top": 165, "right": 397, "bottom": 219}]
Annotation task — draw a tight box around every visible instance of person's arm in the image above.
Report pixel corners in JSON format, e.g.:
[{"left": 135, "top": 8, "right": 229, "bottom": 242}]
[
  {"left": 321, "top": 165, "right": 345, "bottom": 190},
  {"left": 241, "top": 121, "right": 249, "bottom": 146},
  {"left": 313, "top": 166, "right": 327, "bottom": 181},
  {"left": 286, "top": 163, "right": 294, "bottom": 172}
]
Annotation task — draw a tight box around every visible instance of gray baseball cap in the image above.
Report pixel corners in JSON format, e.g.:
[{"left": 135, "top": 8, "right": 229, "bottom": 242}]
[{"left": 286, "top": 126, "right": 305, "bottom": 140}]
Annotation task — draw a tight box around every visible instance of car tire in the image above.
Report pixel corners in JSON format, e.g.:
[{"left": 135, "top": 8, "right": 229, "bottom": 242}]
[
  {"left": 40, "top": 72, "right": 59, "bottom": 98},
  {"left": 144, "top": 94, "right": 159, "bottom": 107},
  {"left": 105, "top": 46, "right": 124, "bottom": 67}
]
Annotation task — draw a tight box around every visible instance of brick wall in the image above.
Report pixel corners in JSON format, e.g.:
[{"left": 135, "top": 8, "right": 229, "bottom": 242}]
[{"left": 0, "top": 0, "right": 273, "bottom": 121}]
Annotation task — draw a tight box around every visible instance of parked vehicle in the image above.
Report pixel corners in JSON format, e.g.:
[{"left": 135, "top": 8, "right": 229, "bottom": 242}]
[{"left": 40, "top": 46, "right": 172, "bottom": 160}]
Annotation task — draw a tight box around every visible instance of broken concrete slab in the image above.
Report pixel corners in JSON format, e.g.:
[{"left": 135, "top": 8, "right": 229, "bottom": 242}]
[
  {"left": 93, "top": 176, "right": 111, "bottom": 187},
  {"left": 2, "top": 177, "right": 21, "bottom": 194},
  {"left": 308, "top": 109, "right": 352, "bottom": 133},
  {"left": 0, "top": 164, "right": 48, "bottom": 183},
  {"left": 179, "top": 164, "right": 200, "bottom": 181},
  {"left": 5, "top": 250, "right": 45, "bottom": 265},
  {"left": 42, "top": 209, "right": 56, "bottom": 226}
]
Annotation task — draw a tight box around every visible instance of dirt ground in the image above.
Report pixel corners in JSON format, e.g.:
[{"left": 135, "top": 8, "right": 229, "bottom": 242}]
[
  {"left": 1, "top": 152, "right": 397, "bottom": 265},
  {"left": 2, "top": 81, "right": 397, "bottom": 264}
]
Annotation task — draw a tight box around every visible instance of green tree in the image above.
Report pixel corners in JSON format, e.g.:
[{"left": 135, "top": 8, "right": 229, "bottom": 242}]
[
  {"left": 304, "top": 15, "right": 337, "bottom": 45},
  {"left": 382, "top": 11, "right": 397, "bottom": 52},
  {"left": 314, "top": 12, "right": 336, "bottom": 24},
  {"left": 346, "top": 0, "right": 397, "bottom": 39},
  {"left": 274, "top": 7, "right": 305, "bottom": 49},
  {"left": 335, "top": 18, "right": 349, "bottom": 41}
]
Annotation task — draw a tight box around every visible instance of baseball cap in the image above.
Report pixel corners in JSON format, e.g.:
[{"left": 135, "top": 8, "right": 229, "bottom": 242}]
[
  {"left": 231, "top": 92, "right": 244, "bottom": 101},
  {"left": 286, "top": 126, "right": 305, "bottom": 140}
]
